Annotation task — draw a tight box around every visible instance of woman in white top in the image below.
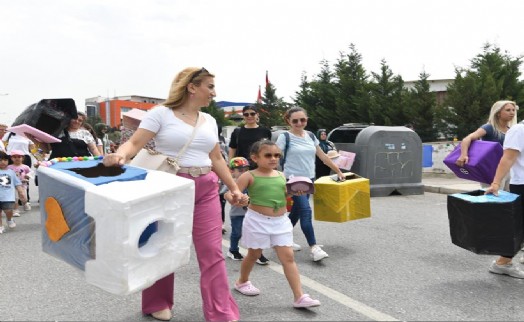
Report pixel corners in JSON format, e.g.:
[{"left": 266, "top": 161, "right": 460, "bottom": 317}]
[
  {"left": 103, "top": 67, "right": 245, "bottom": 322},
  {"left": 44, "top": 111, "right": 100, "bottom": 159}
]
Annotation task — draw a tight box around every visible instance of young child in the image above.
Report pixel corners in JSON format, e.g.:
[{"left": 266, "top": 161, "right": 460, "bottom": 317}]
[
  {"left": 225, "top": 156, "right": 270, "bottom": 264},
  {"left": 0, "top": 151, "right": 27, "bottom": 233},
  {"left": 226, "top": 157, "right": 251, "bottom": 261},
  {"left": 7, "top": 150, "right": 32, "bottom": 216},
  {"left": 224, "top": 139, "right": 321, "bottom": 308}
]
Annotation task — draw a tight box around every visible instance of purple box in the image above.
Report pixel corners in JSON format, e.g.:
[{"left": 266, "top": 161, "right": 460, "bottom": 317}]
[{"left": 443, "top": 140, "right": 503, "bottom": 184}]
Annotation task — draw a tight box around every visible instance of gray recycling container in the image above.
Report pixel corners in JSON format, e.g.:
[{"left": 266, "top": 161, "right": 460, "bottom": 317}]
[{"left": 337, "top": 126, "right": 424, "bottom": 197}]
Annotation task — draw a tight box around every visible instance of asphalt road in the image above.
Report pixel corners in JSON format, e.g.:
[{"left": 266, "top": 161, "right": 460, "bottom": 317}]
[{"left": 1, "top": 186, "right": 524, "bottom": 321}]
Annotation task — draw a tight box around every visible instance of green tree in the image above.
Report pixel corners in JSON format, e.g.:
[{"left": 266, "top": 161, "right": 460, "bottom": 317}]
[
  {"left": 405, "top": 71, "right": 437, "bottom": 141},
  {"left": 256, "top": 82, "right": 289, "bottom": 128},
  {"left": 295, "top": 60, "right": 339, "bottom": 131},
  {"left": 333, "top": 44, "right": 371, "bottom": 124},
  {"left": 205, "top": 100, "right": 230, "bottom": 127},
  {"left": 440, "top": 43, "right": 524, "bottom": 139},
  {"left": 368, "top": 59, "right": 407, "bottom": 126},
  {"left": 86, "top": 115, "right": 104, "bottom": 129}
]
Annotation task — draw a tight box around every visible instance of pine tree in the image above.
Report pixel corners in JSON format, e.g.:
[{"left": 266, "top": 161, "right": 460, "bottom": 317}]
[
  {"left": 256, "top": 82, "right": 288, "bottom": 128},
  {"left": 368, "top": 59, "right": 407, "bottom": 126},
  {"left": 333, "top": 44, "right": 370, "bottom": 124},
  {"left": 440, "top": 43, "right": 524, "bottom": 139},
  {"left": 295, "top": 60, "right": 339, "bottom": 130},
  {"left": 405, "top": 71, "right": 437, "bottom": 141}
]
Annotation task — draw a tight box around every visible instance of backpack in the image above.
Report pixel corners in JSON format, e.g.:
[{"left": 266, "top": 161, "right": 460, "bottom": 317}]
[{"left": 280, "top": 131, "right": 316, "bottom": 170}]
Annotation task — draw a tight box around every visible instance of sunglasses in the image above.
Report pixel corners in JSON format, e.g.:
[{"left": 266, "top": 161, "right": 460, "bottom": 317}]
[
  {"left": 189, "top": 67, "right": 208, "bottom": 83},
  {"left": 290, "top": 118, "right": 307, "bottom": 124},
  {"left": 263, "top": 153, "right": 282, "bottom": 159},
  {"left": 243, "top": 112, "right": 257, "bottom": 117}
]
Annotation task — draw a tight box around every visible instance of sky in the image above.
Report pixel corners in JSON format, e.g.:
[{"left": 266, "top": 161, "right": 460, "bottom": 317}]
[{"left": 1, "top": 0, "right": 524, "bottom": 125}]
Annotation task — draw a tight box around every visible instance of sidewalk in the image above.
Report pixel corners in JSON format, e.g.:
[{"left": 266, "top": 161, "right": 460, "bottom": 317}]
[{"left": 422, "top": 172, "right": 480, "bottom": 194}]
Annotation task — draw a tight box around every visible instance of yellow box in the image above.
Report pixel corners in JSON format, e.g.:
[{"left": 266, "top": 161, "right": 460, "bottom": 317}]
[{"left": 313, "top": 172, "right": 371, "bottom": 223}]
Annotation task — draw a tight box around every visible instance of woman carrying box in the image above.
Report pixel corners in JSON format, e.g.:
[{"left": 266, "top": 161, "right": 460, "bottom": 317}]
[
  {"left": 276, "top": 107, "right": 345, "bottom": 261},
  {"left": 466, "top": 100, "right": 523, "bottom": 278}
]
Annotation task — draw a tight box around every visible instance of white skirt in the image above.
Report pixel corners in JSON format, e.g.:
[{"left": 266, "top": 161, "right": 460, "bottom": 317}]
[{"left": 241, "top": 208, "right": 293, "bottom": 250}]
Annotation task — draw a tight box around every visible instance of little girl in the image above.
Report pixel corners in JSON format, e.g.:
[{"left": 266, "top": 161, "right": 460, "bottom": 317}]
[
  {"left": 225, "top": 139, "right": 321, "bottom": 308},
  {"left": 7, "top": 150, "right": 31, "bottom": 216}
]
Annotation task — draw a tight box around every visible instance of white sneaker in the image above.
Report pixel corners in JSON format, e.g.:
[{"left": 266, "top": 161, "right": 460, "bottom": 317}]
[
  {"left": 292, "top": 243, "right": 302, "bottom": 251},
  {"left": 7, "top": 220, "right": 16, "bottom": 229},
  {"left": 0, "top": 226, "right": 5, "bottom": 234},
  {"left": 12, "top": 210, "right": 20, "bottom": 217},
  {"left": 310, "top": 245, "right": 329, "bottom": 262},
  {"left": 489, "top": 260, "right": 524, "bottom": 279},
  {"left": 24, "top": 203, "right": 31, "bottom": 211}
]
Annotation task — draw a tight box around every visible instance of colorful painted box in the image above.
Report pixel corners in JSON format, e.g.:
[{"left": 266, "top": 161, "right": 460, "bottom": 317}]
[{"left": 313, "top": 172, "right": 371, "bottom": 223}]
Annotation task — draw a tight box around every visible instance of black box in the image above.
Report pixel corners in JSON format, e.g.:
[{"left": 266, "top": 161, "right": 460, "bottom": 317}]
[
  {"left": 447, "top": 190, "right": 523, "bottom": 255},
  {"left": 11, "top": 98, "right": 78, "bottom": 138}
]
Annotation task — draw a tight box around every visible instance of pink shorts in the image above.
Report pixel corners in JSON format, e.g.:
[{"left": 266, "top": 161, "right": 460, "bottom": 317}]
[{"left": 241, "top": 208, "right": 293, "bottom": 250}]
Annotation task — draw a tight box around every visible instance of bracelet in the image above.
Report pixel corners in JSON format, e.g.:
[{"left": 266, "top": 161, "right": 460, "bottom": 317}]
[{"left": 491, "top": 182, "right": 500, "bottom": 186}]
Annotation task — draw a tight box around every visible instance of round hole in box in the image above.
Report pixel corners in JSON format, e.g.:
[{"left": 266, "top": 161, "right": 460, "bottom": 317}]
[{"left": 138, "top": 220, "right": 163, "bottom": 257}]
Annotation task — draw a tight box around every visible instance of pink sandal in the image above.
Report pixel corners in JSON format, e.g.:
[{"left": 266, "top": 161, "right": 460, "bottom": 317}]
[
  {"left": 234, "top": 281, "right": 260, "bottom": 296},
  {"left": 293, "top": 294, "right": 321, "bottom": 308}
]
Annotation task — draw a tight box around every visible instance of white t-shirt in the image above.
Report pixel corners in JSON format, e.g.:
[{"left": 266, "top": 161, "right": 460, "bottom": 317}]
[
  {"left": 503, "top": 123, "right": 524, "bottom": 185},
  {"left": 276, "top": 131, "right": 319, "bottom": 179},
  {"left": 139, "top": 105, "right": 218, "bottom": 167},
  {"left": 2, "top": 133, "right": 34, "bottom": 155}
]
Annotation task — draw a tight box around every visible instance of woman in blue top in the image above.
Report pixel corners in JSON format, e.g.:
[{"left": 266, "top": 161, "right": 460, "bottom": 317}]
[
  {"left": 276, "top": 107, "right": 345, "bottom": 262},
  {"left": 456, "top": 100, "right": 518, "bottom": 190},
  {"left": 456, "top": 100, "right": 521, "bottom": 278}
]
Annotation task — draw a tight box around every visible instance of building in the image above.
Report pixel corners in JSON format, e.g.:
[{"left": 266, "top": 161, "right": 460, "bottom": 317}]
[
  {"left": 215, "top": 101, "right": 253, "bottom": 119},
  {"left": 403, "top": 78, "right": 453, "bottom": 105},
  {"left": 85, "top": 95, "right": 164, "bottom": 129}
]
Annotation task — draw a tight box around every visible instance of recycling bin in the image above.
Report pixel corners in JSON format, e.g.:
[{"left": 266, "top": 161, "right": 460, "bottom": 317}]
[{"left": 340, "top": 126, "right": 424, "bottom": 197}]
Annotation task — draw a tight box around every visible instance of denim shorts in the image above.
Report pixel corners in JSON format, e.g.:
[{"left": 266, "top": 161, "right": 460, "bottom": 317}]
[
  {"left": 0, "top": 201, "right": 15, "bottom": 210},
  {"left": 241, "top": 208, "right": 293, "bottom": 250}
]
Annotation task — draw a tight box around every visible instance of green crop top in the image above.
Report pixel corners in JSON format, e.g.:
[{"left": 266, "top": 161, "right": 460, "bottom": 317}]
[{"left": 248, "top": 171, "right": 287, "bottom": 211}]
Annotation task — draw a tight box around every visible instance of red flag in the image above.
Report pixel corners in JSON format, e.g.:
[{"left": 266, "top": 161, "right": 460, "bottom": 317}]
[
  {"left": 265, "top": 70, "right": 270, "bottom": 86},
  {"left": 257, "top": 85, "right": 262, "bottom": 104}
]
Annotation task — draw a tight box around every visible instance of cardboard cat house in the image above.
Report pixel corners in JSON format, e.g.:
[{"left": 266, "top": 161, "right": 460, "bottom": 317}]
[{"left": 38, "top": 159, "right": 195, "bottom": 295}]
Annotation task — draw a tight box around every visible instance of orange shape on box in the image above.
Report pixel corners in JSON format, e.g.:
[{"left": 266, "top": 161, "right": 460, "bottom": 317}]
[{"left": 45, "top": 197, "right": 70, "bottom": 242}]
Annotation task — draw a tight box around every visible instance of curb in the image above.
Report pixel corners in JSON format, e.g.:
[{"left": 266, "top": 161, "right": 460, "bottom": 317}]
[{"left": 424, "top": 185, "right": 469, "bottom": 195}]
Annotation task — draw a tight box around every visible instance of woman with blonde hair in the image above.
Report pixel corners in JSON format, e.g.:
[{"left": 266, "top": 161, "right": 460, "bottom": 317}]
[
  {"left": 103, "top": 67, "right": 244, "bottom": 321},
  {"left": 456, "top": 100, "right": 518, "bottom": 190},
  {"left": 456, "top": 100, "right": 523, "bottom": 278}
]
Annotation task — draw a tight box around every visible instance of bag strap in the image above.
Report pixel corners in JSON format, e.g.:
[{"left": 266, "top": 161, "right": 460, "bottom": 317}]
[
  {"left": 145, "top": 113, "right": 200, "bottom": 162},
  {"left": 280, "top": 132, "right": 290, "bottom": 169},
  {"left": 174, "top": 113, "right": 200, "bottom": 162}
]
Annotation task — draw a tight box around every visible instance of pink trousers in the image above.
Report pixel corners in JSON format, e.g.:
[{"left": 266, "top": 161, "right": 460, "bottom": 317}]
[{"left": 142, "top": 172, "right": 240, "bottom": 321}]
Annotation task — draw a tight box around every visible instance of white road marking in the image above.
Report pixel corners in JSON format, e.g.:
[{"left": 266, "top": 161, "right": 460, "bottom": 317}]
[{"left": 222, "top": 239, "right": 399, "bottom": 321}]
